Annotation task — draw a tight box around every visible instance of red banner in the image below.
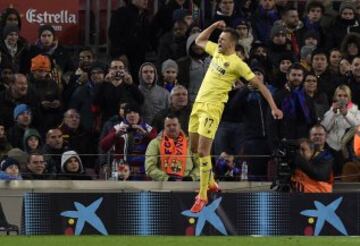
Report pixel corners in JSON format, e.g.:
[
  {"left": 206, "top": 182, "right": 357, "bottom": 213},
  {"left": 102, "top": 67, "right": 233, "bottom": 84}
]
[{"left": 0, "top": 0, "right": 80, "bottom": 45}]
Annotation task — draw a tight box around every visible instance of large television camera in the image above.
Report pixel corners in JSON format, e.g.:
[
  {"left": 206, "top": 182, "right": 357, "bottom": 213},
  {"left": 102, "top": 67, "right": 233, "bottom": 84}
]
[{"left": 271, "top": 139, "right": 299, "bottom": 192}]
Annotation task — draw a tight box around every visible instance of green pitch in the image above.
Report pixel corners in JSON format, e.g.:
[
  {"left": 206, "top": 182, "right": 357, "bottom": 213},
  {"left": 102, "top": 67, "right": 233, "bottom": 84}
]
[{"left": 0, "top": 236, "right": 360, "bottom": 246}]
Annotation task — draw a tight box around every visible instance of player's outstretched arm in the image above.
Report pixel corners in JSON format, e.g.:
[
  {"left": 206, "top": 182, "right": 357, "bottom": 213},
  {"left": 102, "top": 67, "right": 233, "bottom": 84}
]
[
  {"left": 195, "top": 20, "right": 226, "bottom": 49},
  {"left": 249, "top": 76, "right": 283, "bottom": 120}
]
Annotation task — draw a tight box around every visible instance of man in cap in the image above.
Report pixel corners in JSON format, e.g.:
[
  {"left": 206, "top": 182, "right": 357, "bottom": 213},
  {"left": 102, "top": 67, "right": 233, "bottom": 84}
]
[{"left": 7, "top": 103, "right": 33, "bottom": 148}]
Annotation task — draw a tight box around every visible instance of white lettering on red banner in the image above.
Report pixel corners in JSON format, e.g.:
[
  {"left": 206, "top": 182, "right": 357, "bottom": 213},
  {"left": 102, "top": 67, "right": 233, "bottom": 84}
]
[{"left": 26, "top": 9, "right": 77, "bottom": 24}]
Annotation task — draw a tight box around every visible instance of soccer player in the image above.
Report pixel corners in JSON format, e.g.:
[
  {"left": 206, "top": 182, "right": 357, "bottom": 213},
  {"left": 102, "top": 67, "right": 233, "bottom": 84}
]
[{"left": 189, "top": 20, "right": 283, "bottom": 213}]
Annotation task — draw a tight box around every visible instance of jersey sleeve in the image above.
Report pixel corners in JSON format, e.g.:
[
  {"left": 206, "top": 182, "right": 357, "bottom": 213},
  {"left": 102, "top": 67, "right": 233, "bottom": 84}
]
[
  {"left": 204, "top": 41, "right": 218, "bottom": 56},
  {"left": 237, "top": 60, "right": 256, "bottom": 81}
]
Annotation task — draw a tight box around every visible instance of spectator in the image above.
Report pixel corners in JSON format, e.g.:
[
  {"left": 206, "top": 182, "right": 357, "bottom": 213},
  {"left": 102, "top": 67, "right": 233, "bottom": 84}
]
[
  {"left": 270, "top": 52, "right": 296, "bottom": 89},
  {"left": 145, "top": 114, "right": 199, "bottom": 181},
  {"left": 328, "top": 48, "right": 342, "bottom": 76},
  {"left": 100, "top": 103, "right": 157, "bottom": 180},
  {"left": 311, "top": 49, "right": 341, "bottom": 103},
  {"left": 296, "top": 0, "right": 325, "bottom": 48},
  {"left": 0, "top": 8, "right": 25, "bottom": 43},
  {"left": 22, "top": 152, "right": 53, "bottom": 180},
  {"left": 152, "top": 85, "right": 191, "bottom": 134},
  {"left": 93, "top": 59, "right": 144, "bottom": 125},
  {"left": 151, "top": 0, "right": 189, "bottom": 47},
  {"left": 291, "top": 137, "right": 333, "bottom": 193},
  {"left": 233, "top": 18, "right": 253, "bottom": 59},
  {"left": 321, "top": 84, "right": 360, "bottom": 175},
  {"left": 345, "top": 126, "right": 360, "bottom": 181},
  {"left": 0, "top": 24, "right": 28, "bottom": 73},
  {"left": 177, "top": 33, "right": 209, "bottom": 103},
  {"left": 302, "top": 72, "right": 329, "bottom": 121},
  {"left": 28, "top": 24, "right": 73, "bottom": 73},
  {"left": 59, "top": 109, "right": 96, "bottom": 169},
  {"left": 22, "top": 128, "right": 42, "bottom": 153},
  {"left": 69, "top": 61, "right": 107, "bottom": 132},
  {"left": 29, "top": 54, "right": 62, "bottom": 134},
  {"left": 0, "top": 121, "right": 12, "bottom": 160},
  {"left": 269, "top": 64, "right": 316, "bottom": 146},
  {"left": 0, "top": 62, "right": 15, "bottom": 92},
  {"left": 251, "top": 0, "right": 280, "bottom": 43},
  {"left": 349, "top": 56, "right": 360, "bottom": 107},
  {"left": 214, "top": 152, "right": 240, "bottom": 181},
  {"left": 0, "top": 157, "right": 22, "bottom": 180},
  {"left": 108, "top": 0, "right": 152, "bottom": 81},
  {"left": 325, "top": 1, "right": 360, "bottom": 50},
  {"left": 299, "top": 45, "right": 316, "bottom": 72},
  {"left": 57, "top": 150, "right": 92, "bottom": 180},
  {"left": 268, "top": 24, "right": 294, "bottom": 70},
  {"left": 0, "top": 73, "right": 39, "bottom": 128},
  {"left": 249, "top": 41, "right": 272, "bottom": 76},
  {"left": 279, "top": 7, "right": 302, "bottom": 56},
  {"left": 42, "top": 128, "right": 67, "bottom": 173},
  {"left": 138, "top": 62, "right": 170, "bottom": 124},
  {"left": 7, "top": 104, "right": 32, "bottom": 149},
  {"left": 63, "top": 47, "right": 96, "bottom": 106},
  {"left": 340, "top": 33, "right": 360, "bottom": 62},
  {"left": 160, "top": 59, "right": 179, "bottom": 92},
  {"left": 339, "top": 58, "right": 352, "bottom": 84},
  {"left": 157, "top": 20, "right": 188, "bottom": 65}
]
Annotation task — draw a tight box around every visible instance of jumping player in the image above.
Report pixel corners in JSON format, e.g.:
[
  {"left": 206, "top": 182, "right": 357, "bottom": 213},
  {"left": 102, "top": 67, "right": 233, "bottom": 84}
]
[{"left": 189, "top": 21, "right": 283, "bottom": 213}]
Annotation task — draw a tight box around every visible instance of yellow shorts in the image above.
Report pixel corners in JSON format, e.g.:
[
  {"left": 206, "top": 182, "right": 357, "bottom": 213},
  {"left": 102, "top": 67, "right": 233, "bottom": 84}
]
[{"left": 188, "top": 102, "right": 224, "bottom": 139}]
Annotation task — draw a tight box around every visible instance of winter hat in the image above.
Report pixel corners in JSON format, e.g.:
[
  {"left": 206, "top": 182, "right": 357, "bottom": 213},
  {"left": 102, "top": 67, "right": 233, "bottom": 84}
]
[
  {"left": 31, "top": 54, "right": 51, "bottom": 72},
  {"left": 186, "top": 32, "right": 199, "bottom": 55},
  {"left": 38, "top": 24, "right": 56, "bottom": 38},
  {"left": 23, "top": 128, "right": 41, "bottom": 151},
  {"left": 124, "top": 103, "right": 141, "bottom": 116},
  {"left": 7, "top": 148, "right": 28, "bottom": 168},
  {"left": 13, "top": 104, "right": 31, "bottom": 120},
  {"left": 339, "top": 1, "right": 356, "bottom": 14},
  {"left": 161, "top": 59, "right": 178, "bottom": 74},
  {"left": 172, "top": 8, "right": 191, "bottom": 22},
  {"left": 61, "top": 150, "right": 84, "bottom": 173},
  {"left": 0, "top": 157, "right": 20, "bottom": 171},
  {"left": 2, "top": 24, "right": 19, "bottom": 39},
  {"left": 232, "top": 18, "right": 250, "bottom": 29},
  {"left": 270, "top": 24, "right": 287, "bottom": 40},
  {"left": 301, "top": 45, "right": 316, "bottom": 59}
]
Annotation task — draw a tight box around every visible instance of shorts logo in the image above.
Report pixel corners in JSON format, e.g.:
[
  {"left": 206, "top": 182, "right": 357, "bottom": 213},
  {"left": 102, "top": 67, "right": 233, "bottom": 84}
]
[{"left": 224, "top": 62, "right": 230, "bottom": 67}]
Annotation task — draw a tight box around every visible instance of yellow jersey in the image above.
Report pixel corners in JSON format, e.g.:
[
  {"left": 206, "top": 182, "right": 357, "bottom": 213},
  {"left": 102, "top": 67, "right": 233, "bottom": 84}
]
[{"left": 195, "top": 41, "right": 255, "bottom": 103}]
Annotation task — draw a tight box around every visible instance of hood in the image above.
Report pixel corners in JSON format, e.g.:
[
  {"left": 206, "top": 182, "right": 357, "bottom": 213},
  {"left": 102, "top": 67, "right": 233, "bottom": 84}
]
[
  {"left": 61, "top": 150, "right": 84, "bottom": 173},
  {"left": 138, "top": 62, "right": 159, "bottom": 88},
  {"left": 23, "top": 128, "right": 41, "bottom": 152}
]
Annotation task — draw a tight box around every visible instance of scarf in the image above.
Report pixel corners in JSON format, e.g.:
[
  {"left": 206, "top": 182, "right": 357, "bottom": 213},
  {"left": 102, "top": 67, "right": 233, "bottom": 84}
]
[
  {"left": 160, "top": 130, "right": 187, "bottom": 177},
  {"left": 281, "top": 87, "right": 314, "bottom": 125}
]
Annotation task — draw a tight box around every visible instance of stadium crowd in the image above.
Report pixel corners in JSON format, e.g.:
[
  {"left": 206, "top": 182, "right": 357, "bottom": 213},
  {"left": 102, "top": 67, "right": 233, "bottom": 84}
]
[{"left": 0, "top": 0, "right": 360, "bottom": 189}]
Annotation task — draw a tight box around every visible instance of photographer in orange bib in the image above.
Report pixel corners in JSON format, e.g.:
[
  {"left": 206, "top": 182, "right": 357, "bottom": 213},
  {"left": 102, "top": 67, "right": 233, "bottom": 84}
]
[{"left": 188, "top": 20, "right": 283, "bottom": 212}]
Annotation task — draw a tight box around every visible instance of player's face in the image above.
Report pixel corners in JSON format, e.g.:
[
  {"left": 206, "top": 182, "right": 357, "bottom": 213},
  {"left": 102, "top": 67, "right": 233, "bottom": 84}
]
[{"left": 218, "top": 32, "right": 233, "bottom": 54}]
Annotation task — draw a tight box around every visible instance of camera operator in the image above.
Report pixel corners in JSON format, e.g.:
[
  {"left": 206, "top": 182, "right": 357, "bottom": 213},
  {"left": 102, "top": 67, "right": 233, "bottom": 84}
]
[{"left": 291, "top": 124, "right": 334, "bottom": 193}]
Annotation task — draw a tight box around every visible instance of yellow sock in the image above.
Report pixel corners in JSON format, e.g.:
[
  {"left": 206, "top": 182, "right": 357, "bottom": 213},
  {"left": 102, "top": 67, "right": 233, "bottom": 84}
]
[
  {"left": 209, "top": 171, "right": 216, "bottom": 187},
  {"left": 199, "top": 155, "right": 212, "bottom": 200}
]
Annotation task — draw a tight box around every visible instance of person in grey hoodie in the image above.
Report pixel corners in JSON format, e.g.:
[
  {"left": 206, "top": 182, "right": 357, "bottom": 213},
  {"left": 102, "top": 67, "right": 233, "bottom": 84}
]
[
  {"left": 22, "top": 128, "right": 42, "bottom": 153},
  {"left": 58, "top": 150, "right": 91, "bottom": 180},
  {"left": 138, "top": 62, "right": 169, "bottom": 124}
]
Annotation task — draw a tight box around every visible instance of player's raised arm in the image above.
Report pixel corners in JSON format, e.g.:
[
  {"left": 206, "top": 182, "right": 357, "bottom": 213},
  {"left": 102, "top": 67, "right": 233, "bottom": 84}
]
[
  {"left": 249, "top": 76, "right": 283, "bottom": 120},
  {"left": 195, "top": 20, "right": 226, "bottom": 49}
]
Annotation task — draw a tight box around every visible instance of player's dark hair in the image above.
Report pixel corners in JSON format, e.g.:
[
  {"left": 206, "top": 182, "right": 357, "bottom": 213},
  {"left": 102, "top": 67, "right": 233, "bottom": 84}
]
[{"left": 223, "top": 27, "right": 240, "bottom": 43}]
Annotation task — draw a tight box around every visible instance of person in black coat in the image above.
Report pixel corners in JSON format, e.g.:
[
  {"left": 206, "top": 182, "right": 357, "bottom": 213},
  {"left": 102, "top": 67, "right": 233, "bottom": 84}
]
[{"left": 108, "top": 0, "right": 152, "bottom": 81}]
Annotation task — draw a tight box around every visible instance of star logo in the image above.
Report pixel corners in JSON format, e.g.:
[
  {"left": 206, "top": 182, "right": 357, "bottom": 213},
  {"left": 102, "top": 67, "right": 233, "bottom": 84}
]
[
  {"left": 60, "top": 197, "right": 109, "bottom": 235},
  {"left": 181, "top": 197, "right": 227, "bottom": 236},
  {"left": 300, "top": 197, "right": 348, "bottom": 236}
]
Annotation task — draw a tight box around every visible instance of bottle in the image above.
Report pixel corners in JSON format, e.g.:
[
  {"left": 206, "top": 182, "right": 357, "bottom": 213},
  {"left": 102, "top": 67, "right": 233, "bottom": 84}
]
[
  {"left": 110, "top": 160, "right": 119, "bottom": 181},
  {"left": 241, "top": 161, "right": 248, "bottom": 181}
]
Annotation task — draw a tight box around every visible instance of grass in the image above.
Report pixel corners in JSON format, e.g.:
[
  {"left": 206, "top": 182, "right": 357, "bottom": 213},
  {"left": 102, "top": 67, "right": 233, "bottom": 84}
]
[{"left": 0, "top": 236, "right": 360, "bottom": 246}]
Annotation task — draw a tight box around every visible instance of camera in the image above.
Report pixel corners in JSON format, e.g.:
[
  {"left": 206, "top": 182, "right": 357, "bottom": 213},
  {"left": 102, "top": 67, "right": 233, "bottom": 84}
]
[
  {"left": 338, "top": 98, "right": 347, "bottom": 108},
  {"left": 114, "top": 71, "right": 125, "bottom": 80},
  {"left": 271, "top": 139, "right": 299, "bottom": 192}
]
